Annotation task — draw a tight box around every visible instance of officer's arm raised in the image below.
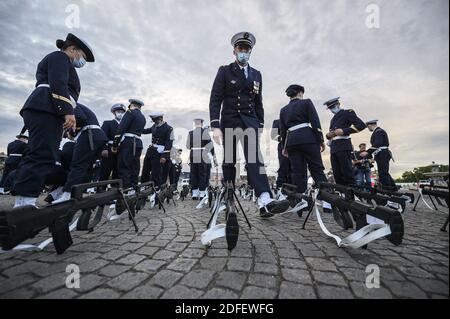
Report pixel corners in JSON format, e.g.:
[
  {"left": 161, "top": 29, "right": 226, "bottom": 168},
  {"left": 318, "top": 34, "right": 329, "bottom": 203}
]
[{"left": 342, "top": 110, "right": 367, "bottom": 136}]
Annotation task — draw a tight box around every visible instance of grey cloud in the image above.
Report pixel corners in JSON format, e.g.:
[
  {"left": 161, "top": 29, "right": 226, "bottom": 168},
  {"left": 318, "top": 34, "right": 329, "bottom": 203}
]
[{"left": 0, "top": 0, "right": 448, "bottom": 178}]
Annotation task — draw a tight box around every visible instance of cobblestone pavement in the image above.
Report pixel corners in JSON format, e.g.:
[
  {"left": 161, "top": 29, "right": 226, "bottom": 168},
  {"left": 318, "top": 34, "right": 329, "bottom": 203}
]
[{"left": 0, "top": 193, "right": 448, "bottom": 299}]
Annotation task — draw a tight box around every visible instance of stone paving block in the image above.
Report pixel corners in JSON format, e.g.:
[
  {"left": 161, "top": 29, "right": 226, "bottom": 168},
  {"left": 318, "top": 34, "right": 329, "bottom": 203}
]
[
  {"left": 227, "top": 258, "right": 253, "bottom": 272},
  {"left": 202, "top": 288, "right": 239, "bottom": 299},
  {"left": 122, "top": 286, "right": 164, "bottom": 299},
  {"left": 241, "top": 286, "right": 277, "bottom": 299},
  {"left": 278, "top": 282, "right": 316, "bottom": 299},
  {"left": 150, "top": 270, "right": 184, "bottom": 289},
  {"left": 161, "top": 285, "right": 203, "bottom": 299},
  {"left": 107, "top": 272, "right": 150, "bottom": 291},
  {"left": 99, "top": 264, "right": 133, "bottom": 277},
  {"left": 247, "top": 273, "right": 277, "bottom": 289},
  {"left": 317, "top": 286, "right": 355, "bottom": 299},
  {"left": 350, "top": 282, "right": 393, "bottom": 299},
  {"left": 215, "top": 271, "right": 247, "bottom": 291},
  {"left": 180, "top": 270, "right": 216, "bottom": 289},
  {"left": 281, "top": 268, "right": 313, "bottom": 285},
  {"left": 383, "top": 280, "right": 428, "bottom": 299},
  {"left": 116, "top": 254, "right": 146, "bottom": 265},
  {"left": 166, "top": 258, "right": 198, "bottom": 272}
]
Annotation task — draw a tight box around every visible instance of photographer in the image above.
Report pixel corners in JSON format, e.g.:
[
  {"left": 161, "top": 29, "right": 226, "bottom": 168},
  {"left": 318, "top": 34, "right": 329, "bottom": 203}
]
[{"left": 352, "top": 143, "right": 373, "bottom": 187}]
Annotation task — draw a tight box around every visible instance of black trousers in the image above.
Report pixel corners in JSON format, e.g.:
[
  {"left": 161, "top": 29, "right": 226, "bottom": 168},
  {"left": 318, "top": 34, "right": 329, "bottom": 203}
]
[
  {"left": 63, "top": 132, "right": 104, "bottom": 192},
  {"left": 190, "top": 162, "right": 208, "bottom": 191},
  {"left": 169, "top": 163, "right": 181, "bottom": 186},
  {"left": 222, "top": 126, "right": 271, "bottom": 197},
  {"left": 45, "top": 165, "right": 68, "bottom": 190},
  {"left": 141, "top": 147, "right": 168, "bottom": 188},
  {"left": 375, "top": 151, "right": 397, "bottom": 190},
  {"left": 118, "top": 139, "right": 142, "bottom": 189},
  {"left": 13, "top": 110, "right": 63, "bottom": 197},
  {"left": 0, "top": 158, "right": 21, "bottom": 189},
  {"left": 276, "top": 143, "right": 290, "bottom": 188},
  {"left": 331, "top": 151, "right": 355, "bottom": 186},
  {"left": 287, "top": 143, "right": 327, "bottom": 194},
  {"left": 99, "top": 149, "right": 119, "bottom": 181}
]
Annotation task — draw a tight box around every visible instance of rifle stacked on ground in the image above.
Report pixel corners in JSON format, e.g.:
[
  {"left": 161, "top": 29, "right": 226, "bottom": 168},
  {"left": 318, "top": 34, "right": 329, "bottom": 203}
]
[
  {"left": 0, "top": 180, "right": 157, "bottom": 255},
  {"left": 281, "top": 182, "right": 405, "bottom": 248},
  {"left": 413, "top": 184, "right": 449, "bottom": 232}
]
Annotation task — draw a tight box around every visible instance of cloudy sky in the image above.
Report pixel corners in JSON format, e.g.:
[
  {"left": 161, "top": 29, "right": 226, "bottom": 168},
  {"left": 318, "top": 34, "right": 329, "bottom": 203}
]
[{"left": 0, "top": 0, "right": 448, "bottom": 177}]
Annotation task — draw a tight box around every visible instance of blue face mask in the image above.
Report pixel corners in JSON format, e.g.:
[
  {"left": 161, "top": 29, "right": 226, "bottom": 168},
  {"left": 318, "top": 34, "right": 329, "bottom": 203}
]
[
  {"left": 330, "top": 106, "right": 340, "bottom": 114},
  {"left": 236, "top": 52, "right": 251, "bottom": 64},
  {"left": 73, "top": 56, "right": 86, "bottom": 68}
]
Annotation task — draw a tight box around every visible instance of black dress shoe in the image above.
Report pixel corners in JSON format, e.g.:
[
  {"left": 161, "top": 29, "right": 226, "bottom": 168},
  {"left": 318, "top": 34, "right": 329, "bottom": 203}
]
[
  {"left": 192, "top": 196, "right": 198, "bottom": 200},
  {"left": 44, "top": 194, "right": 54, "bottom": 204},
  {"left": 226, "top": 210, "right": 239, "bottom": 251},
  {"left": 323, "top": 208, "right": 332, "bottom": 214},
  {"left": 260, "top": 199, "right": 290, "bottom": 218}
]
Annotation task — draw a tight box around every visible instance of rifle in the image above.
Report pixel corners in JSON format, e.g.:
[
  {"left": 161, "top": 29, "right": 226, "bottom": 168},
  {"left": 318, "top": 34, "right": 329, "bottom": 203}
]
[
  {"left": 316, "top": 184, "right": 404, "bottom": 247},
  {"left": 0, "top": 180, "right": 152, "bottom": 255},
  {"left": 0, "top": 180, "right": 125, "bottom": 254},
  {"left": 413, "top": 185, "right": 449, "bottom": 232}
]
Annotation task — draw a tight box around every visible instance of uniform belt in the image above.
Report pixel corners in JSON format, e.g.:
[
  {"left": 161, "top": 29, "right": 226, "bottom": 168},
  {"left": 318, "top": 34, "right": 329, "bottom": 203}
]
[
  {"left": 75, "top": 125, "right": 101, "bottom": 141},
  {"left": 36, "top": 84, "right": 76, "bottom": 107},
  {"left": 9, "top": 154, "right": 23, "bottom": 157},
  {"left": 151, "top": 144, "right": 165, "bottom": 154},
  {"left": 288, "top": 123, "right": 311, "bottom": 132},
  {"left": 191, "top": 147, "right": 206, "bottom": 150},
  {"left": 332, "top": 136, "right": 351, "bottom": 141},
  {"left": 107, "top": 141, "right": 114, "bottom": 145},
  {"left": 283, "top": 123, "right": 312, "bottom": 152},
  {"left": 121, "top": 133, "right": 142, "bottom": 143},
  {"left": 75, "top": 125, "right": 102, "bottom": 151},
  {"left": 373, "top": 146, "right": 393, "bottom": 161}
]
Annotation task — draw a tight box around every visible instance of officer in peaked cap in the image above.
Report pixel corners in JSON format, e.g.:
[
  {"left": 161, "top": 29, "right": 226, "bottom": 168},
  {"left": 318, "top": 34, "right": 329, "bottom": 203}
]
[
  {"left": 141, "top": 112, "right": 174, "bottom": 189},
  {"left": 12, "top": 33, "right": 95, "bottom": 208},
  {"left": 362, "top": 120, "right": 397, "bottom": 191},
  {"left": 324, "top": 97, "right": 367, "bottom": 186},
  {"left": 99, "top": 103, "right": 127, "bottom": 183},
  {"left": 0, "top": 134, "right": 28, "bottom": 195},
  {"left": 112, "top": 99, "right": 146, "bottom": 190},
  {"left": 209, "top": 31, "right": 290, "bottom": 225}
]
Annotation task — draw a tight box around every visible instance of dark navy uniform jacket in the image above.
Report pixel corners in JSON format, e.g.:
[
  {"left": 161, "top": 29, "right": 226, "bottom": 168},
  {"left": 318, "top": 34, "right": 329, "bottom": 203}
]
[
  {"left": 209, "top": 62, "right": 263, "bottom": 129},
  {"left": 329, "top": 109, "right": 366, "bottom": 154},
  {"left": 114, "top": 109, "right": 146, "bottom": 149},
  {"left": 279, "top": 98, "right": 324, "bottom": 148},
  {"left": 5, "top": 140, "right": 27, "bottom": 165},
  {"left": 186, "top": 127, "right": 214, "bottom": 164},
  {"left": 368, "top": 127, "right": 390, "bottom": 155},
  {"left": 101, "top": 119, "right": 120, "bottom": 150},
  {"left": 22, "top": 51, "right": 80, "bottom": 117},
  {"left": 143, "top": 122, "right": 174, "bottom": 159},
  {"left": 74, "top": 103, "right": 107, "bottom": 143}
]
